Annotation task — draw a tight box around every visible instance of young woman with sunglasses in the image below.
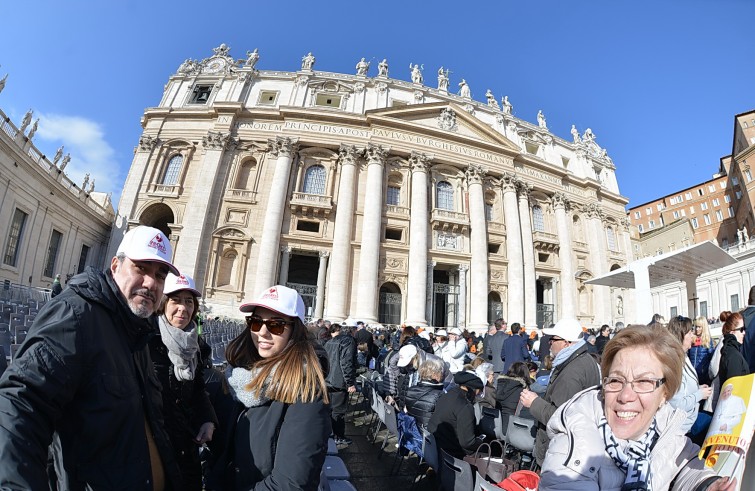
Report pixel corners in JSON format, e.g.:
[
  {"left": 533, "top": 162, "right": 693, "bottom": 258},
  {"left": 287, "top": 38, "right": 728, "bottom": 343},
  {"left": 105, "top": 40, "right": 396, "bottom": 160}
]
[
  {"left": 213, "top": 285, "right": 330, "bottom": 490},
  {"left": 719, "top": 311, "right": 750, "bottom": 385}
]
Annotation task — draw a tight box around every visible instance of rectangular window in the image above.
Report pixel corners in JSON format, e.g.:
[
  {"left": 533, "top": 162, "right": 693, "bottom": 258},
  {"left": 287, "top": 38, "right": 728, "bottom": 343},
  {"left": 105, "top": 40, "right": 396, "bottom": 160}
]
[
  {"left": 525, "top": 142, "right": 540, "bottom": 155},
  {"left": 485, "top": 203, "right": 493, "bottom": 221},
  {"left": 698, "top": 189, "right": 704, "bottom": 196},
  {"left": 704, "top": 214, "right": 711, "bottom": 225},
  {"left": 646, "top": 207, "right": 652, "bottom": 216},
  {"left": 722, "top": 238, "right": 729, "bottom": 248},
  {"left": 386, "top": 186, "right": 400, "bottom": 206},
  {"left": 190, "top": 85, "right": 213, "bottom": 104},
  {"left": 716, "top": 210, "right": 723, "bottom": 221},
  {"left": 689, "top": 206, "right": 695, "bottom": 214},
  {"left": 656, "top": 203, "right": 664, "bottom": 211},
  {"left": 669, "top": 197, "right": 677, "bottom": 205},
  {"left": 708, "top": 185, "right": 716, "bottom": 193},
  {"left": 3, "top": 208, "right": 28, "bottom": 267},
  {"left": 700, "top": 301, "right": 708, "bottom": 319},
  {"left": 712, "top": 198, "right": 720, "bottom": 206},
  {"left": 670, "top": 306, "right": 678, "bottom": 318},
  {"left": 315, "top": 93, "right": 342, "bottom": 108},
  {"left": 701, "top": 202, "right": 709, "bottom": 210},
  {"left": 728, "top": 206, "right": 735, "bottom": 217},
  {"left": 634, "top": 211, "right": 641, "bottom": 219},
  {"left": 725, "top": 195, "right": 731, "bottom": 203},
  {"left": 77, "top": 244, "right": 90, "bottom": 274},
  {"left": 296, "top": 220, "right": 320, "bottom": 233},
  {"left": 649, "top": 220, "right": 655, "bottom": 229},
  {"left": 691, "top": 218, "right": 699, "bottom": 228},
  {"left": 720, "top": 181, "right": 726, "bottom": 189},
  {"left": 43, "top": 230, "right": 63, "bottom": 278},
  {"left": 681, "top": 209, "right": 686, "bottom": 217},
  {"left": 746, "top": 170, "right": 753, "bottom": 182},
  {"left": 257, "top": 90, "right": 279, "bottom": 106},
  {"left": 385, "top": 228, "right": 402, "bottom": 241},
  {"left": 606, "top": 227, "right": 617, "bottom": 251},
  {"left": 685, "top": 192, "right": 692, "bottom": 200},
  {"left": 638, "top": 224, "right": 644, "bottom": 233},
  {"left": 737, "top": 191, "right": 743, "bottom": 199},
  {"left": 733, "top": 177, "right": 739, "bottom": 185},
  {"left": 488, "top": 243, "right": 500, "bottom": 254},
  {"left": 731, "top": 294, "right": 740, "bottom": 312},
  {"left": 673, "top": 211, "right": 680, "bottom": 219}
]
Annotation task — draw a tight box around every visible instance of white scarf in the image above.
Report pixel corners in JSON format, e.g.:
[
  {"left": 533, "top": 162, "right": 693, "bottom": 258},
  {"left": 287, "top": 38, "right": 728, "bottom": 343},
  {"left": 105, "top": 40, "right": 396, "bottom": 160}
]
[
  {"left": 158, "top": 315, "right": 199, "bottom": 381},
  {"left": 600, "top": 415, "right": 658, "bottom": 491},
  {"left": 227, "top": 366, "right": 273, "bottom": 408}
]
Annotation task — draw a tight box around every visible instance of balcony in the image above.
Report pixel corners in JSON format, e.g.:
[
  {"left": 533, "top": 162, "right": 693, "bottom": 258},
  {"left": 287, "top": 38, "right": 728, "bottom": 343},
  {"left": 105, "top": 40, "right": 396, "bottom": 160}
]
[
  {"left": 533, "top": 230, "right": 560, "bottom": 252},
  {"left": 430, "top": 208, "right": 469, "bottom": 233},
  {"left": 225, "top": 188, "right": 258, "bottom": 204},
  {"left": 290, "top": 191, "right": 333, "bottom": 218},
  {"left": 386, "top": 205, "right": 410, "bottom": 217},
  {"left": 487, "top": 221, "right": 506, "bottom": 234},
  {"left": 147, "top": 183, "right": 181, "bottom": 199}
]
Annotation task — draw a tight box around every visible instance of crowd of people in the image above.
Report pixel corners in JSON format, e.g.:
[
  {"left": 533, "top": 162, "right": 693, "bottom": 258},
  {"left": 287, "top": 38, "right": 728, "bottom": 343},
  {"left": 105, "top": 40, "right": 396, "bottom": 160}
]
[{"left": 0, "top": 224, "right": 749, "bottom": 490}]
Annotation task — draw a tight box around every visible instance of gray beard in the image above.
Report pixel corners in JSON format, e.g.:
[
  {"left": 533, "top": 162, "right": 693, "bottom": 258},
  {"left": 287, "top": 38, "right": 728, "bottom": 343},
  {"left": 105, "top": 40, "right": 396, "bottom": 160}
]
[{"left": 128, "top": 300, "right": 153, "bottom": 318}]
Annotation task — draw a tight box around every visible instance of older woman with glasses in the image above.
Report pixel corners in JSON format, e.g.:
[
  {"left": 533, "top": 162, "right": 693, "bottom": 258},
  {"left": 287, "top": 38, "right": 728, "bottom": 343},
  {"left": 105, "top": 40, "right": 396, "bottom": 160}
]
[
  {"left": 212, "top": 285, "right": 330, "bottom": 490},
  {"left": 719, "top": 311, "right": 750, "bottom": 384},
  {"left": 540, "top": 325, "right": 735, "bottom": 491}
]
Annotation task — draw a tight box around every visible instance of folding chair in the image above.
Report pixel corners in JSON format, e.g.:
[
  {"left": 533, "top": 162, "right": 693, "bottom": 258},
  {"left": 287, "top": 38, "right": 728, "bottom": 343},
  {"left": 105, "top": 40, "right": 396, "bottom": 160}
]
[
  {"left": 377, "top": 399, "right": 400, "bottom": 459},
  {"left": 318, "top": 468, "right": 357, "bottom": 491},
  {"left": 474, "top": 471, "right": 502, "bottom": 491},
  {"left": 411, "top": 428, "right": 441, "bottom": 490},
  {"left": 439, "top": 449, "right": 475, "bottom": 491},
  {"left": 0, "top": 331, "right": 11, "bottom": 360},
  {"left": 327, "top": 438, "right": 339, "bottom": 456},
  {"left": 322, "top": 455, "right": 350, "bottom": 480},
  {"left": 479, "top": 406, "right": 505, "bottom": 441},
  {"left": 503, "top": 415, "right": 536, "bottom": 470},
  {"left": 0, "top": 345, "right": 7, "bottom": 373}
]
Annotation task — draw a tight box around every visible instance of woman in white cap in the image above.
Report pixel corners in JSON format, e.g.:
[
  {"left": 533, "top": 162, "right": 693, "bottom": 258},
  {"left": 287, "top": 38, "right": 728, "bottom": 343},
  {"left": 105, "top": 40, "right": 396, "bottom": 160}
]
[
  {"left": 149, "top": 272, "right": 218, "bottom": 491},
  {"left": 221, "top": 285, "right": 330, "bottom": 490}
]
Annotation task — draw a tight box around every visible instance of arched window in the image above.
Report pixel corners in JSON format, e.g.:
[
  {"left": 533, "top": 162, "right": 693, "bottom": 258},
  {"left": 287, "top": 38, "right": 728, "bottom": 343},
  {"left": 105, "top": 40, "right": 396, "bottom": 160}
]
[
  {"left": 235, "top": 159, "right": 256, "bottom": 189},
  {"left": 533, "top": 205, "right": 545, "bottom": 232},
  {"left": 436, "top": 181, "right": 454, "bottom": 210},
  {"left": 606, "top": 226, "right": 617, "bottom": 251},
  {"left": 217, "top": 249, "right": 237, "bottom": 287},
  {"left": 162, "top": 155, "right": 183, "bottom": 185},
  {"left": 378, "top": 283, "right": 402, "bottom": 325},
  {"left": 302, "top": 165, "right": 326, "bottom": 195}
]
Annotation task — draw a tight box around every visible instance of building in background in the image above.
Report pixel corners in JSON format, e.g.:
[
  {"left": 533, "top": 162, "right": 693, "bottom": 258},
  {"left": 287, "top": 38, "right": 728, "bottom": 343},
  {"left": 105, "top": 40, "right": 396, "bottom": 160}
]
[
  {"left": 114, "top": 44, "right": 634, "bottom": 330},
  {"left": 0, "top": 93, "right": 114, "bottom": 294},
  {"left": 629, "top": 109, "right": 755, "bottom": 319}
]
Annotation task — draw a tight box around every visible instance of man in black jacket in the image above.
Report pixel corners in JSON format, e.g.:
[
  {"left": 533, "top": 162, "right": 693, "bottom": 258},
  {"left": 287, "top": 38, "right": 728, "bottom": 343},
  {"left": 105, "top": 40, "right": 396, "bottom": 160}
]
[
  {"left": 324, "top": 323, "right": 357, "bottom": 445},
  {"left": 0, "top": 226, "right": 183, "bottom": 490}
]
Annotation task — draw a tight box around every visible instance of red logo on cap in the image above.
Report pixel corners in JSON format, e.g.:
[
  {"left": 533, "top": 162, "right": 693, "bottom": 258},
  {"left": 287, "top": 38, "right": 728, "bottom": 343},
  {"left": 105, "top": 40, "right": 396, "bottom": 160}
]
[
  {"left": 262, "top": 287, "right": 279, "bottom": 301},
  {"left": 176, "top": 275, "right": 189, "bottom": 285},
  {"left": 147, "top": 234, "right": 167, "bottom": 255}
]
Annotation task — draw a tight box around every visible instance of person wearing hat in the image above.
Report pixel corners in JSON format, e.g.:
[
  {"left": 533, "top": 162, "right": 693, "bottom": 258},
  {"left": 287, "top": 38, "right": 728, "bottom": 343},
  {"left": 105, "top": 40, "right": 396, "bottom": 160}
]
[
  {"left": 440, "top": 327, "right": 468, "bottom": 374},
  {"left": 428, "top": 370, "right": 485, "bottom": 459},
  {"left": 519, "top": 318, "right": 601, "bottom": 466},
  {"left": 0, "top": 225, "right": 183, "bottom": 490},
  {"left": 217, "top": 285, "right": 330, "bottom": 490},
  {"left": 149, "top": 273, "right": 218, "bottom": 491}
]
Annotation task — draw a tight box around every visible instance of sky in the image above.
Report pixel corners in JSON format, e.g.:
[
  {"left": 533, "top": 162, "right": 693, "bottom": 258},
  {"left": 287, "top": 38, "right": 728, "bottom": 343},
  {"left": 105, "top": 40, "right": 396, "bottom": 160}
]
[{"left": 1, "top": 0, "right": 753, "bottom": 210}]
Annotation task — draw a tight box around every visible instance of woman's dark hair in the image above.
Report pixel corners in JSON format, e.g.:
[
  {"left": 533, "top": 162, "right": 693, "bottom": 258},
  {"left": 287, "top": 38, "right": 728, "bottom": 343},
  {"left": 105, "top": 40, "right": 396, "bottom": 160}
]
[
  {"left": 156, "top": 291, "right": 200, "bottom": 322},
  {"left": 666, "top": 316, "right": 692, "bottom": 344},
  {"left": 507, "top": 361, "right": 531, "bottom": 386},
  {"left": 648, "top": 313, "right": 663, "bottom": 326},
  {"left": 400, "top": 325, "right": 416, "bottom": 346}
]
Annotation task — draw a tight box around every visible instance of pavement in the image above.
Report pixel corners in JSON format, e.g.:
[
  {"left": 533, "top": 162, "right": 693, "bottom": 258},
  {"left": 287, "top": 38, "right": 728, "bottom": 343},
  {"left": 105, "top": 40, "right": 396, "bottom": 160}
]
[{"left": 338, "top": 393, "right": 438, "bottom": 491}]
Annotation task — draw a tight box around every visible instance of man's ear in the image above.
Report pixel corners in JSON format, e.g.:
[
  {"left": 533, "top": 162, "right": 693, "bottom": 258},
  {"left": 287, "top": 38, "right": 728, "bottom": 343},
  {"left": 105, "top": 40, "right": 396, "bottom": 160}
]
[{"left": 110, "top": 256, "right": 120, "bottom": 275}]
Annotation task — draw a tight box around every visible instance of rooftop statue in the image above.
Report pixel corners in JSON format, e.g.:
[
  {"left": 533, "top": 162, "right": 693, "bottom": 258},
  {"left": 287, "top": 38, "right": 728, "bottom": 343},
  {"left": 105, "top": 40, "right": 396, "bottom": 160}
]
[
  {"left": 244, "top": 48, "right": 259, "bottom": 68},
  {"left": 501, "top": 96, "right": 512, "bottom": 114},
  {"left": 458, "top": 79, "right": 471, "bottom": 99},
  {"left": 19, "top": 110, "right": 33, "bottom": 134},
  {"left": 0, "top": 73, "right": 7, "bottom": 94},
  {"left": 377, "top": 59, "right": 388, "bottom": 77},
  {"left": 410, "top": 63, "right": 423, "bottom": 84},
  {"left": 301, "top": 52, "right": 316, "bottom": 70},
  {"left": 537, "top": 110, "right": 547, "bottom": 129},
  {"left": 27, "top": 119, "right": 39, "bottom": 139},
  {"left": 437, "top": 67, "right": 449, "bottom": 91},
  {"left": 53, "top": 146, "right": 64, "bottom": 166},
  {"left": 355, "top": 57, "right": 370, "bottom": 76},
  {"left": 571, "top": 124, "right": 581, "bottom": 143},
  {"left": 485, "top": 89, "right": 499, "bottom": 109},
  {"left": 60, "top": 154, "right": 71, "bottom": 171}
]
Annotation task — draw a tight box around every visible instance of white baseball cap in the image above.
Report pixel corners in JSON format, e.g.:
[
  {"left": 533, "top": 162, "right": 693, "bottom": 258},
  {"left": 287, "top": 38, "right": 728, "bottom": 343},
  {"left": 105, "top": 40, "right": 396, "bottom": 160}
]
[
  {"left": 239, "top": 285, "right": 306, "bottom": 324},
  {"left": 397, "top": 344, "right": 418, "bottom": 367},
  {"left": 543, "top": 318, "right": 583, "bottom": 342},
  {"left": 435, "top": 329, "right": 448, "bottom": 337},
  {"left": 116, "top": 226, "right": 179, "bottom": 275},
  {"left": 449, "top": 327, "right": 463, "bottom": 336},
  {"left": 163, "top": 273, "right": 201, "bottom": 297}
]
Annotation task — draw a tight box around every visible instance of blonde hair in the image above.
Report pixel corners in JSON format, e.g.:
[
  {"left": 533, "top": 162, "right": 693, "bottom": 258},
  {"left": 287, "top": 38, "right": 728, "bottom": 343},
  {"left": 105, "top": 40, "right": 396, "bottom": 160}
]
[
  {"left": 226, "top": 318, "right": 329, "bottom": 405},
  {"left": 693, "top": 316, "right": 712, "bottom": 347}
]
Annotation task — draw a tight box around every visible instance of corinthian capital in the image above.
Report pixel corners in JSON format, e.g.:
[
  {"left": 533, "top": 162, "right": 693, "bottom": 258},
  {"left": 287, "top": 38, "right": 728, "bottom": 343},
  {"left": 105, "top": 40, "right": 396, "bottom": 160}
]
[
  {"left": 267, "top": 136, "right": 299, "bottom": 157},
  {"left": 501, "top": 171, "right": 518, "bottom": 193},
  {"left": 365, "top": 143, "right": 389, "bottom": 166},
  {"left": 465, "top": 164, "right": 487, "bottom": 185},
  {"left": 338, "top": 144, "right": 363, "bottom": 167},
  {"left": 409, "top": 151, "right": 433, "bottom": 173},
  {"left": 551, "top": 192, "right": 570, "bottom": 211},
  {"left": 203, "top": 131, "right": 233, "bottom": 150},
  {"left": 585, "top": 202, "right": 604, "bottom": 220},
  {"left": 516, "top": 180, "right": 532, "bottom": 200},
  {"left": 138, "top": 134, "right": 159, "bottom": 152}
]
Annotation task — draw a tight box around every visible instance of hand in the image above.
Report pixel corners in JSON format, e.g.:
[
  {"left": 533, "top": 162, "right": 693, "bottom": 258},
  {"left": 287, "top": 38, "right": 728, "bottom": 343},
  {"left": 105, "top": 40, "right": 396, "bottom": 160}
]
[
  {"left": 195, "top": 422, "right": 215, "bottom": 444},
  {"left": 347, "top": 385, "right": 357, "bottom": 394},
  {"left": 707, "top": 477, "right": 737, "bottom": 491},
  {"left": 699, "top": 384, "right": 713, "bottom": 400},
  {"left": 519, "top": 388, "right": 538, "bottom": 408}
]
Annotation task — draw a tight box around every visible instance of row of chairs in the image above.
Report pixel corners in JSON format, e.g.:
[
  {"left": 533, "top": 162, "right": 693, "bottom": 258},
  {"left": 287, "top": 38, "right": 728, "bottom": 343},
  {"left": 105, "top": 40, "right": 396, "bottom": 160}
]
[{"left": 318, "top": 437, "right": 357, "bottom": 490}]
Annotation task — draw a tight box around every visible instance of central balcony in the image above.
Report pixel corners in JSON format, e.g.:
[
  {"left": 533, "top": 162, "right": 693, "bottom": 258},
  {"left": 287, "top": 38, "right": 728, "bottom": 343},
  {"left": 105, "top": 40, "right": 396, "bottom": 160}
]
[
  {"left": 290, "top": 191, "right": 333, "bottom": 218},
  {"left": 431, "top": 208, "right": 469, "bottom": 233}
]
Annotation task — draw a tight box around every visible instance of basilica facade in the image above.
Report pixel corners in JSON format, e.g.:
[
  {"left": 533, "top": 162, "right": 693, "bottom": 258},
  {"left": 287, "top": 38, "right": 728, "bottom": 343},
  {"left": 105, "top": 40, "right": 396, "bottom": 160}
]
[{"left": 116, "top": 44, "right": 633, "bottom": 330}]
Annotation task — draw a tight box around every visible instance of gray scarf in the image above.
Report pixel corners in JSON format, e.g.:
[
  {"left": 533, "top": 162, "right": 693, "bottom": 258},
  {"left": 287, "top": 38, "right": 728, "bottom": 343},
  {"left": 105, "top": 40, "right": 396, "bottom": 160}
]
[
  {"left": 552, "top": 339, "right": 586, "bottom": 369},
  {"left": 227, "top": 366, "right": 274, "bottom": 408},
  {"left": 158, "top": 315, "right": 199, "bottom": 381}
]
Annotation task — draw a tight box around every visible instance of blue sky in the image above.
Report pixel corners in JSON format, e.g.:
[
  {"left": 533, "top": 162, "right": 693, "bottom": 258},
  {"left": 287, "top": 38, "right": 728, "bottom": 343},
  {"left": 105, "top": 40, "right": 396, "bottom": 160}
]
[{"left": 1, "top": 0, "right": 753, "bottom": 210}]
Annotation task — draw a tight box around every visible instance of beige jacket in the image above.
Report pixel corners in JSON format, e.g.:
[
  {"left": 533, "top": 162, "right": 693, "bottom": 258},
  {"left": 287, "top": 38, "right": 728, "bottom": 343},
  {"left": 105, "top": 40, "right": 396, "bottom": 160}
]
[{"left": 540, "top": 388, "right": 718, "bottom": 491}]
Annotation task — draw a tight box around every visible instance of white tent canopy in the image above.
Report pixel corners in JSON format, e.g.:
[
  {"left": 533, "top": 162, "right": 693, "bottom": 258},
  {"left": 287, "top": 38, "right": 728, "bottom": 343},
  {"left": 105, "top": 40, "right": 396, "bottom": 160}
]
[{"left": 586, "top": 241, "right": 737, "bottom": 322}]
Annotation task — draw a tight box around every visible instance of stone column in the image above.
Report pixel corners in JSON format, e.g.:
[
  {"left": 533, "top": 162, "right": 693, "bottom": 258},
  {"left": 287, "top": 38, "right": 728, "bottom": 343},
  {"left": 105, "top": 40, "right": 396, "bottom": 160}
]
[
  {"left": 426, "top": 260, "right": 436, "bottom": 324},
  {"left": 324, "top": 145, "right": 362, "bottom": 322},
  {"left": 517, "top": 181, "right": 537, "bottom": 327},
  {"left": 502, "top": 173, "right": 524, "bottom": 323},
  {"left": 467, "top": 164, "right": 489, "bottom": 331},
  {"left": 405, "top": 151, "right": 432, "bottom": 326},
  {"left": 117, "top": 135, "right": 159, "bottom": 224},
  {"left": 585, "top": 203, "right": 609, "bottom": 325},
  {"left": 253, "top": 137, "right": 298, "bottom": 296},
  {"left": 355, "top": 143, "right": 389, "bottom": 323},
  {"left": 278, "top": 246, "right": 291, "bottom": 285},
  {"left": 458, "top": 265, "right": 468, "bottom": 329},
  {"left": 315, "top": 251, "right": 329, "bottom": 319},
  {"left": 552, "top": 192, "right": 576, "bottom": 319}
]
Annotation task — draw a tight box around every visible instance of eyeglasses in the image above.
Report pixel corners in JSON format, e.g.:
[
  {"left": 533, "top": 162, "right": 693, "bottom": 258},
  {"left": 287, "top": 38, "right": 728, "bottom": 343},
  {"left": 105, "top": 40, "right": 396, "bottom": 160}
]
[
  {"left": 549, "top": 337, "right": 566, "bottom": 343},
  {"left": 603, "top": 376, "right": 666, "bottom": 394},
  {"left": 735, "top": 327, "right": 746, "bottom": 333},
  {"left": 245, "top": 316, "right": 292, "bottom": 335}
]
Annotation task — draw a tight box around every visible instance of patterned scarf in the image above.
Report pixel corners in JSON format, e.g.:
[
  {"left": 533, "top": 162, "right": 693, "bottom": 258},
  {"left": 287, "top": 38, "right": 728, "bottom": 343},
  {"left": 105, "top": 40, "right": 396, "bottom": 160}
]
[
  {"left": 158, "top": 315, "right": 199, "bottom": 381},
  {"left": 599, "top": 415, "right": 658, "bottom": 491}
]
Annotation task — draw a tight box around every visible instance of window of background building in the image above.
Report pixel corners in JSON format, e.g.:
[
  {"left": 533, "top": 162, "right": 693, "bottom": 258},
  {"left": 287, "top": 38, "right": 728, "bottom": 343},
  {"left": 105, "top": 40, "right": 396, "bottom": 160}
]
[
  {"left": 638, "top": 224, "right": 644, "bottom": 233},
  {"left": 386, "top": 185, "right": 400, "bottom": 206},
  {"left": 701, "top": 202, "right": 709, "bottom": 210},
  {"left": 673, "top": 211, "right": 680, "bottom": 219},
  {"left": 646, "top": 207, "right": 652, "bottom": 216},
  {"left": 649, "top": 220, "right": 655, "bottom": 229},
  {"left": 670, "top": 306, "right": 678, "bottom": 318},
  {"left": 657, "top": 203, "right": 664, "bottom": 211},
  {"left": 681, "top": 209, "right": 686, "bottom": 217},
  {"left": 731, "top": 294, "right": 740, "bottom": 312},
  {"left": 704, "top": 214, "right": 711, "bottom": 225},
  {"left": 716, "top": 210, "right": 723, "bottom": 221},
  {"left": 700, "top": 301, "right": 708, "bottom": 319},
  {"left": 485, "top": 202, "right": 493, "bottom": 221},
  {"left": 689, "top": 205, "right": 695, "bottom": 214},
  {"left": 708, "top": 184, "right": 716, "bottom": 192},
  {"left": 720, "top": 181, "right": 726, "bottom": 189},
  {"left": 698, "top": 189, "right": 704, "bottom": 196},
  {"left": 436, "top": 181, "right": 454, "bottom": 210},
  {"left": 722, "top": 238, "right": 729, "bottom": 248},
  {"left": 725, "top": 195, "right": 731, "bottom": 203},
  {"left": 162, "top": 155, "right": 183, "bottom": 185},
  {"left": 302, "top": 165, "right": 326, "bottom": 195},
  {"left": 43, "top": 230, "right": 63, "bottom": 278},
  {"left": 606, "top": 226, "right": 617, "bottom": 251},
  {"left": 77, "top": 244, "right": 90, "bottom": 274},
  {"left": 729, "top": 206, "right": 735, "bottom": 217},
  {"left": 691, "top": 217, "right": 699, "bottom": 228},
  {"left": 713, "top": 198, "right": 720, "bottom": 206},
  {"left": 4, "top": 208, "right": 28, "bottom": 267},
  {"left": 634, "top": 211, "right": 641, "bottom": 219},
  {"left": 746, "top": 169, "right": 753, "bottom": 182},
  {"left": 737, "top": 191, "right": 743, "bottom": 199},
  {"left": 685, "top": 192, "right": 692, "bottom": 200},
  {"left": 533, "top": 205, "right": 545, "bottom": 232},
  {"left": 733, "top": 177, "right": 739, "bottom": 185}
]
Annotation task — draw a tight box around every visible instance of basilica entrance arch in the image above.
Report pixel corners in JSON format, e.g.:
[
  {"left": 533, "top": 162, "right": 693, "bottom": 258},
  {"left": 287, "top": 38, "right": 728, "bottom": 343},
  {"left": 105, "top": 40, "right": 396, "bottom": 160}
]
[
  {"left": 138, "top": 203, "right": 175, "bottom": 238},
  {"left": 378, "top": 282, "right": 402, "bottom": 326}
]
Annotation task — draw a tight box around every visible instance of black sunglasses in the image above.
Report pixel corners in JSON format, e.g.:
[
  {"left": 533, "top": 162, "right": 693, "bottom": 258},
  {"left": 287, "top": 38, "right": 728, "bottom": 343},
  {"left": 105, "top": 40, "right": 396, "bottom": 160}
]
[
  {"left": 736, "top": 327, "right": 746, "bottom": 333},
  {"left": 245, "top": 316, "right": 292, "bottom": 335},
  {"left": 549, "top": 336, "right": 566, "bottom": 343}
]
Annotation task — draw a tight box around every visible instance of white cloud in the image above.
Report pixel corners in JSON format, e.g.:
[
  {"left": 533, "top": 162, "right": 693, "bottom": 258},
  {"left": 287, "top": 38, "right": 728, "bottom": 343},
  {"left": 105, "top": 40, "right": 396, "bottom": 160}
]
[{"left": 35, "top": 113, "right": 122, "bottom": 204}]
